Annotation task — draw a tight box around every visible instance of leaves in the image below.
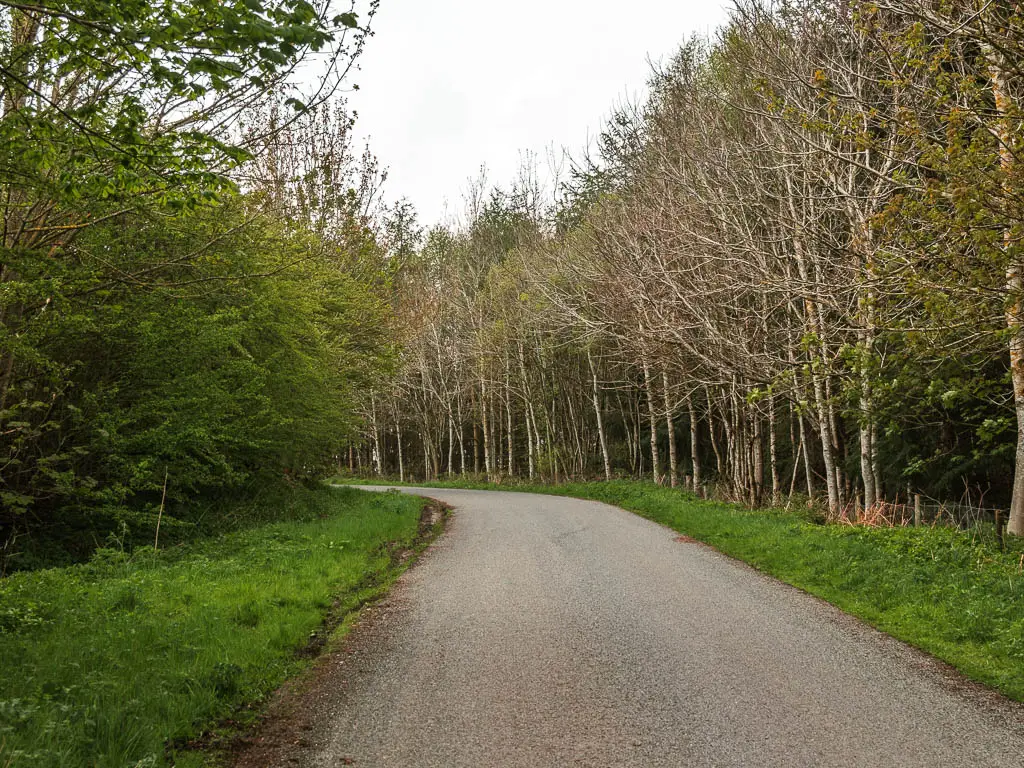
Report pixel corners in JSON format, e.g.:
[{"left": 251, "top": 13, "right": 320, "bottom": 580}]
[
  {"left": 0, "top": 1, "right": 384, "bottom": 550},
  {"left": 335, "top": 12, "right": 359, "bottom": 28}
]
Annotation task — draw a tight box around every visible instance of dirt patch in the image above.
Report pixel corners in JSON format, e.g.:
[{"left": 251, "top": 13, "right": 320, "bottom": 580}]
[
  {"left": 186, "top": 499, "right": 449, "bottom": 768},
  {"left": 673, "top": 533, "right": 718, "bottom": 552}
]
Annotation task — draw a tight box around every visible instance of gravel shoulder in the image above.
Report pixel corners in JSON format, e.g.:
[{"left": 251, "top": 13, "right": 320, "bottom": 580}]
[{"left": 235, "top": 487, "right": 1024, "bottom": 768}]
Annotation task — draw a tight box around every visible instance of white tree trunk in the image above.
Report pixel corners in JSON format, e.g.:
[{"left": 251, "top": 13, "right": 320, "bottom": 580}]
[
  {"left": 396, "top": 416, "right": 405, "bottom": 483},
  {"left": 798, "top": 410, "right": 815, "bottom": 499},
  {"left": 988, "top": 43, "right": 1024, "bottom": 536},
  {"left": 768, "top": 394, "right": 780, "bottom": 505},
  {"left": 588, "top": 349, "right": 612, "bottom": 481},
  {"left": 706, "top": 387, "right": 723, "bottom": 481},
  {"left": 687, "top": 390, "right": 702, "bottom": 494},
  {"left": 641, "top": 352, "right": 662, "bottom": 485},
  {"left": 447, "top": 414, "right": 455, "bottom": 477},
  {"left": 505, "top": 363, "right": 514, "bottom": 478},
  {"left": 370, "top": 390, "right": 382, "bottom": 476},
  {"left": 456, "top": 390, "right": 467, "bottom": 476},
  {"left": 662, "top": 370, "right": 678, "bottom": 488},
  {"left": 480, "top": 377, "right": 492, "bottom": 481}
]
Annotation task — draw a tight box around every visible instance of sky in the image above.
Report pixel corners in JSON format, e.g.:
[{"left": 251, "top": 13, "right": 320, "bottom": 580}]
[{"left": 345, "top": 1, "right": 733, "bottom": 226}]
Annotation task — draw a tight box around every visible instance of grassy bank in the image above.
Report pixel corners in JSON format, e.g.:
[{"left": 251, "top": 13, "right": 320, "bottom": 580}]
[
  {"left": 0, "top": 486, "right": 428, "bottom": 768},
  {"left": 348, "top": 478, "right": 1024, "bottom": 702}
]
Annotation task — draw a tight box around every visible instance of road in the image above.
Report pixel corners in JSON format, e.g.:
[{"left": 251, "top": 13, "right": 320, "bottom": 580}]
[{"left": 304, "top": 487, "right": 1024, "bottom": 767}]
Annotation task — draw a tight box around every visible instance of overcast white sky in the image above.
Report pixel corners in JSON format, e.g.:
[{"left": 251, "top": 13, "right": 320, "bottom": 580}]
[{"left": 346, "top": 1, "right": 733, "bottom": 226}]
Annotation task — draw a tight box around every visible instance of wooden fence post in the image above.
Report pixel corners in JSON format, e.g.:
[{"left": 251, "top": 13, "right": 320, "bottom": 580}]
[{"left": 914, "top": 494, "right": 922, "bottom": 528}]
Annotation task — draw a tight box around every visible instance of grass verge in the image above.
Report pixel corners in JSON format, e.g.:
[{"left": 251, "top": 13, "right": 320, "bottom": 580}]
[
  {"left": 0, "top": 485, "right": 429, "bottom": 768},
  {"left": 346, "top": 477, "right": 1024, "bottom": 703}
]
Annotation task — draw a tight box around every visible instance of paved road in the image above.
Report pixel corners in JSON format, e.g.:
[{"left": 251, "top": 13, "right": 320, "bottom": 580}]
[{"left": 308, "top": 487, "right": 1024, "bottom": 767}]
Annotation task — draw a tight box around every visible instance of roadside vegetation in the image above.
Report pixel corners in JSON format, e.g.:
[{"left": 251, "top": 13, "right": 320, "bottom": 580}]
[
  {"left": 0, "top": 486, "right": 428, "bottom": 768},
  {"left": 0, "top": 1, "right": 415, "bottom": 573},
  {"left": 351, "top": 478, "right": 1024, "bottom": 703}
]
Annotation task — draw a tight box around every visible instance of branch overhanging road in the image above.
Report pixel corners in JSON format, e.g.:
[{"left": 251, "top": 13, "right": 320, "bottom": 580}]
[{"left": 306, "top": 487, "right": 1024, "bottom": 767}]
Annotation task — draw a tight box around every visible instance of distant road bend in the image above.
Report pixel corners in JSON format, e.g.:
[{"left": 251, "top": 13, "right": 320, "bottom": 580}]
[{"left": 305, "top": 487, "right": 1024, "bottom": 767}]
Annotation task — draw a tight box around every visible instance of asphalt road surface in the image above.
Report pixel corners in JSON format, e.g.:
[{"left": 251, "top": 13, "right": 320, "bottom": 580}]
[{"left": 306, "top": 487, "right": 1024, "bottom": 767}]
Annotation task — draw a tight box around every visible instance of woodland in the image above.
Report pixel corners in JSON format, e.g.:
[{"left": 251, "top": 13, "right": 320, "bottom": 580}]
[
  {"left": 369, "top": 0, "right": 1024, "bottom": 540},
  {"left": 0, "top": 0, "right": 405, "bottom": 568},
  {"left": 3, "top": 0, "right": 1024, "bottom": 571}
]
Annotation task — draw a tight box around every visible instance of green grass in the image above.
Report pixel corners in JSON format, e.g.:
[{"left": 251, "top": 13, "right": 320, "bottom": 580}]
[
  {"left": 0, "top": 486, "right": 427, "bottom": 768},
  {"left": 347, "top": 477, "right": 1024, "bottom": 702}
]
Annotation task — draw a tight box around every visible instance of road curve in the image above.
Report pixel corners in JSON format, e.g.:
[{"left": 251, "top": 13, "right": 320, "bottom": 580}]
[{"left": 307, "top": 487, "right": 1024, "bottom": 767}]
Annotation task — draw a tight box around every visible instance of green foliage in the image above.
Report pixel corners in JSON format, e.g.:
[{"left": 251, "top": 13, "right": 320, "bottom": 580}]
[
  {"left": 868, "top": 335, "right": 1014, "bottom": 496},
  {"left": 0, "top": 486, "right": 424, "bottom": 767},
  {"left": 0, "top": 0, "right": 351, "bottom": 209},
  {"left": 0, "top": 0, "right": 388, "bottom": 562},
  {"left": 2, "top": 193, "right": 395, "bottom": 565}
]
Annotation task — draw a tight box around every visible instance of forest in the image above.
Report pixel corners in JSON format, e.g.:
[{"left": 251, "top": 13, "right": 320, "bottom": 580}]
[
  {"left": 2, "top": 0, "right": 1024, "bottom": 573},
  {"left": 0, "top": 0, "right": 410, "bottom": 568},
  {"left": 367, "top": 0, "right": 1024, "bottom": 539}
]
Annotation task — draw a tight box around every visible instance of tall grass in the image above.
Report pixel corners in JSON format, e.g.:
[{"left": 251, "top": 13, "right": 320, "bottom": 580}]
[{"left": 0, "top": 486, "right": 425, "bottom": 768}]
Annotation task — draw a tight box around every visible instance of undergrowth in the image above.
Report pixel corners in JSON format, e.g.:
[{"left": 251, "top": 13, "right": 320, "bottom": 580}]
[{"left": 2, "top": 478, "right": 360, "bottom": 574}]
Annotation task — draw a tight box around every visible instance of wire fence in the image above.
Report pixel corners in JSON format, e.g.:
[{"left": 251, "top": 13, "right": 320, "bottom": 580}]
[
  {"left": 826, "top": 494, "right": 1013, "bottom": 549},
  {"left": 832, "top": 496, "right": 1002, "bottom": 528},
  {"left": 691, "top": 476, "right": 1013, "bottom": 547}
]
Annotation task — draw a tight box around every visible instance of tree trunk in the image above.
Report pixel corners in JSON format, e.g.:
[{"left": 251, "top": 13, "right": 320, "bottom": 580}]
[
  {"left": 636, "top": 392, "right": 644, "bottom": 478},
  {"left": 798, "top": 410, "right": 815, "bottom": 499},
  {"left": 808, "top": 331, "right": 839, "bottom": 513},
  {"left": 396, "top": 416, "right": 405, "bottom": 483},
  {"left": 641, "top": 352, "right": 661, "bottom": 484},
  {"left": 529, "top": 401, "right": 542, "bottom": 480},
  {"left": 505, "top": 362, "right": 514, "bottom": 478},
  {"left": 447, "top": 413, "right": 455, "bottom": 477},
  {"left": 789, "top": 212, "right": 839, "bottom": 514},
  {"left": 687, "top": 390, "right": 702, "bottom": 494},
  {"left": 722, "top": 388, "right": 737, "bottom": 493},
  {"left": 787, "top": 430, "right": 803, "bottom": 509},
  {"left": 826, "top": 373, "right": 845, "bottom": 511},
  {"left": 545, "top": 401, "right": 558, "bottom": 483},
  {"left": 989, "top": 43, "right": 1024, "bottom": 536},
  {"left": 370, "top": 390, "right": 382, "bottom": 476},
  {"left": 706, "top": 387, "right": 723, "bottom": 481},
  {"left": 752, "top": 409, "right": 764, "bottom": 506},
  {"left": 456, "top": 391, "right": 467, "bottom": 475},
  {"left": 857, "top": 237, "right": 879, "bottom": 514},
  {"left": 565, "top": 389, "right": 584, "bottom": 477},
  {"left": 768, "top": 394, "right": 780, "bottom": 505},
  {"left": 524, "top": 399, "right": 535, "bottom": 480},
  {"left": 480, "top": 376, "right": 492, "bottom": 481},
  {"left": 618, "top": 391, "right": 637, "bottom": 475},
  {"left": 589, "top": 349, "right": 612, "bottom": 481},
  {"left": 662, "top": 370, "right": 678, "bottom": 488},
  {"left": 859, "top": 413, "right": 875, "bottom": 514},
  {"left": 473, "top": 421, "right": 480, "bottom": 475},
  {"left": 871, "top": 421, "right": 881, "bottom": 501}
]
